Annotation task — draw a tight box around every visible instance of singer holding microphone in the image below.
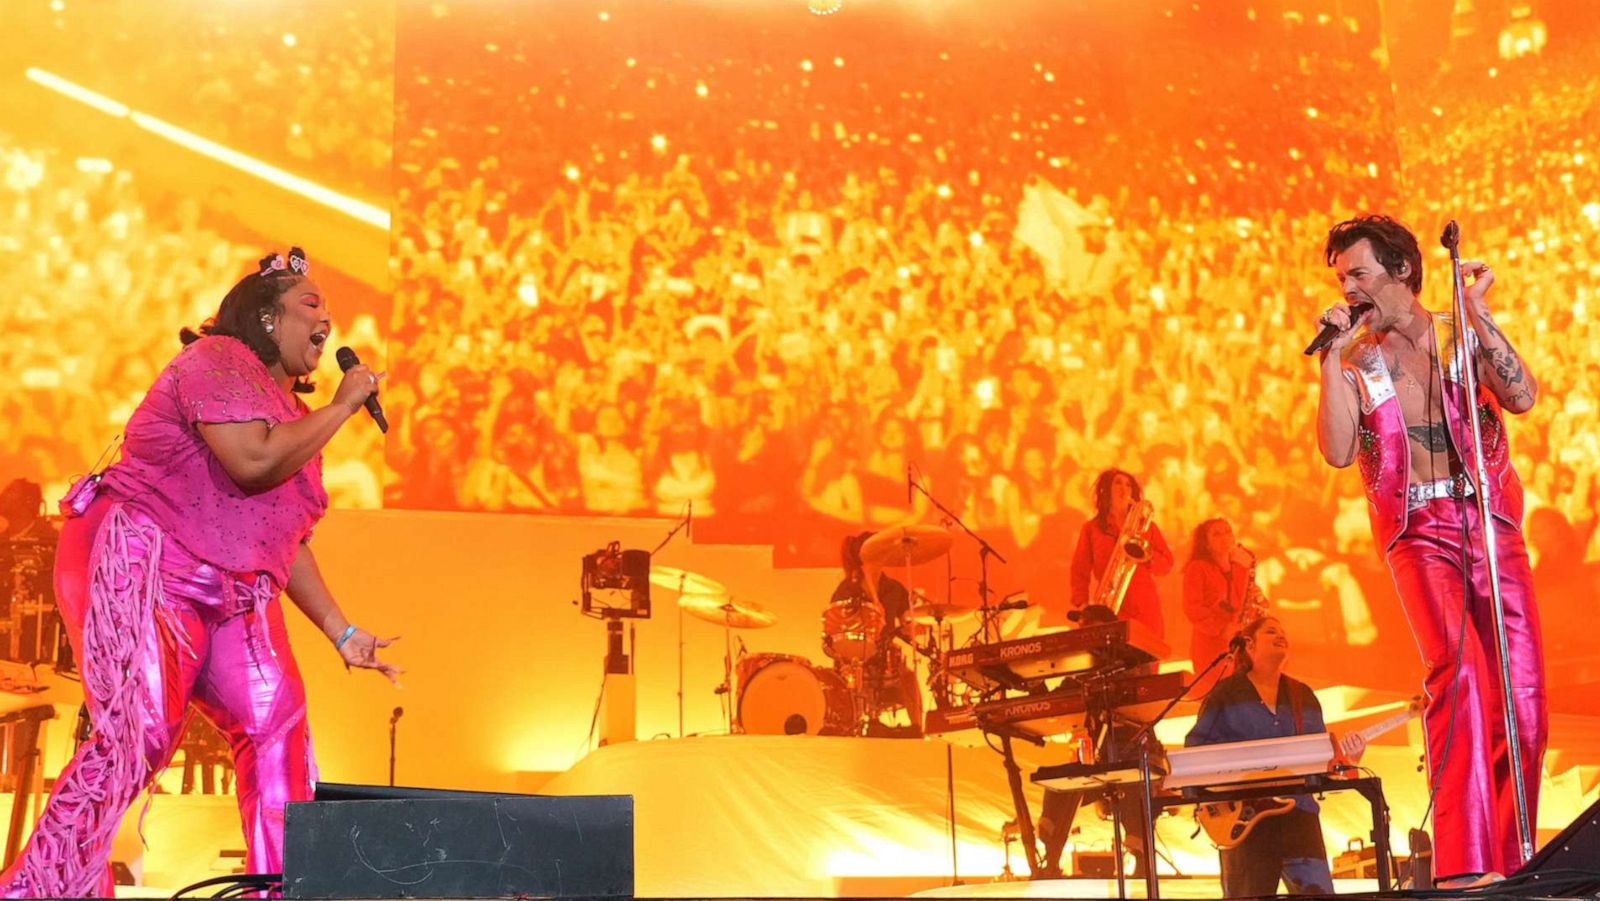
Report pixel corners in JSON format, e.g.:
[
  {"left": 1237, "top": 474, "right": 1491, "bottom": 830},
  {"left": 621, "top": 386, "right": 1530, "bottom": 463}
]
[
  {"left": 1, "top": 248, "right": 402, "bottom": 898},
  {"left": 1313, "top": 215, "right": 1545, "bottom": 880}
]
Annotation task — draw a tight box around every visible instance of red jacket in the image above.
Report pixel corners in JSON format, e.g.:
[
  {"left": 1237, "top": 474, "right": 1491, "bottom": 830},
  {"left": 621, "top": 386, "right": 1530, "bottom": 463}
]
[{"left": 1070, "top": 517, "right": 1172, "bottom": 638}]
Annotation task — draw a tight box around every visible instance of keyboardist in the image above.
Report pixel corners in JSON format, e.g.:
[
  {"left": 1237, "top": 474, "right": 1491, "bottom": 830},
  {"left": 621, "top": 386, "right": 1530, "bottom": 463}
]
[{"left": 1184, "top": 616, "right": 1365, "bottom": 897}]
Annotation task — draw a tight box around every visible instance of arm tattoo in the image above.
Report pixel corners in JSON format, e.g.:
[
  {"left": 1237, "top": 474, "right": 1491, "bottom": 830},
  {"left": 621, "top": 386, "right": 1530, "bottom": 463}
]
[
  {"left": 1477, "top": 317, "right": 1530, "bottom": 393},
  {"left": 1407, "top": 421, "right": 1452, "bottom": 453}
]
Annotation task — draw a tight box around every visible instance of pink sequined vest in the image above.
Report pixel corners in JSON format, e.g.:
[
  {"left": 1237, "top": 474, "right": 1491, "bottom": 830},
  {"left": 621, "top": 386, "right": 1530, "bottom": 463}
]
[{"left": 1339, "top": 314, "right": 1524, "bottom": 551}]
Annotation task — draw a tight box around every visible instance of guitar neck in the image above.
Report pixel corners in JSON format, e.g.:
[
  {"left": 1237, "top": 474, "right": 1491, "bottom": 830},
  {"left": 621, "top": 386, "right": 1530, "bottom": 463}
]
[{"left": 1353, "top": 703, "right": 1420, "bottom": 745}]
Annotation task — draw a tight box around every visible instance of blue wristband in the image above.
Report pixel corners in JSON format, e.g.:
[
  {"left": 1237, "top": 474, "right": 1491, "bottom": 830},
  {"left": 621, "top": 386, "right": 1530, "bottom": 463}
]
[{"left": 335, "top": 624, "right": 358, "bottom": 651}]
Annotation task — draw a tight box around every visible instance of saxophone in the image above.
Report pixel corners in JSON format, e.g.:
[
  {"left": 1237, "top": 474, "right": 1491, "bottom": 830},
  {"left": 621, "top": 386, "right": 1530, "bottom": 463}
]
[
  {"left": 1235, "top": 546, "right": 1269, "bottom": 626},
  {"left": 1086, "top": 499, "right": 1155, "bottom": 618}
]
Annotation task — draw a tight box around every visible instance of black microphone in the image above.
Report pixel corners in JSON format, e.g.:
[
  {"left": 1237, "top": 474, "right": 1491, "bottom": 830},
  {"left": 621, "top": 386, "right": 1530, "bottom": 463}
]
[
  {"left": 390, "top": 706, "right": 404, "bottom": 725},
  {"left": 335, "top": 346, "right": 389, "bottom": 433},
  {"left": 1303, "top": 301, "right": 1373, "bottom": 356},
  {"left": 1228, "top": 633, "right": 1249, "bottom": 654},
  {"left": 997, "top": 598, "right": 1029, "bottom": 611}
]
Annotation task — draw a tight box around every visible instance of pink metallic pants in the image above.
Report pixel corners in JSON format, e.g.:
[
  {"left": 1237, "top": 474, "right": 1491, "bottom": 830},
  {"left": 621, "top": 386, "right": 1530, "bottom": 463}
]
[
  {"left": 1386, "top": 497, "right": 1546, "bottom": 877},
  {"left": 1, "top": 497, "right": 314, "bottom": 898}
]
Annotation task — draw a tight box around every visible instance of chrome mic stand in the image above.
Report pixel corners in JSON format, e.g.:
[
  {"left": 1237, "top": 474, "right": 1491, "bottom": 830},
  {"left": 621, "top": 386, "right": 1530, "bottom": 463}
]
[{"left": 1441, "top": 220, "right": 1534, "bottom": 864}]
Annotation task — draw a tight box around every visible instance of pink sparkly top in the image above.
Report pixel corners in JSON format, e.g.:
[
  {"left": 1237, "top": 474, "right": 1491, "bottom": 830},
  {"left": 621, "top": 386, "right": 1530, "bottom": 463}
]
[{"left": 101, "top": 335, "right": 329, "bottom": 586}]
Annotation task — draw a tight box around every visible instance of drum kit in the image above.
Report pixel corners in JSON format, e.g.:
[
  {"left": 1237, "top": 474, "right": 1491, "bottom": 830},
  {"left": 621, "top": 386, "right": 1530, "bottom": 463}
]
[{"left": 654, "top": 525, "right": 981, "bottom": 738}]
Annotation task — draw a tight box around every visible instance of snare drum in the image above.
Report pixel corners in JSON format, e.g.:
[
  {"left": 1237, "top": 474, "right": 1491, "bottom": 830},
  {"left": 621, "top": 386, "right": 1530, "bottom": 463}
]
[
  {"left": 821, "top": 597, "right": 886, "bottom": 661},
  {"left": 736, "top": 654, "right": 856, "bottom": 736}
]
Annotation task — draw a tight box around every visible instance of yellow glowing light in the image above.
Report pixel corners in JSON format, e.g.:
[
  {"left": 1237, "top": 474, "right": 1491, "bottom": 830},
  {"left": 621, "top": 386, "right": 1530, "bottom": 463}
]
[
  {"left": 975, "top": 377, "right": 998, "bottom": 407},
  {"left": 1150, "top": 285, "right": 1167, "bottom": 307},
  {"left": 1367, "top": 162, "right": 1380, "bottom": 178},
  {"left": 26, "top": 68, "right": 386, "bottom": 229},
  {"left": 650, "top": 134, "right": 668, "bottom": 152},
  {"left": 695, "top": 81, "right": 708, "bottom": 98},
  {"left": 968, "top": 231, "right": 984, "bottom": 248},
  {"left": 49, "top": 0, "right": 64, "bottom": 10},
  {"left": 833, "top": 57, "right": 845, "bottom": 68},
  {"left": 800, "top": 59, "right": 814, "bottom": 72},
  {"left": 625, "top": 57, "right": 636, "bottom": 67},
  {"left": 564, "top": 164, "right": 581, "bottom": 181},
  {"left": 1488, "top": 67, "right": 1499, "bottom": 78},
  {"left": 1048, "top": 156, "right": 1063, "bottom": 168},
  {"left": 1044, "top": 71, "right": 1056, "bottom": 83},
  {"left": 1305, "top": 106, "right": 1320, "bottom": 119},
  {"left": 808, "top": 0, "right": 844, "bottom": 14},
  {"left": 896, "top": 266, "right": 911, "bottom": 279},
  {"left": 935, "top": 184, "right": 952, "bottom": 199},
  {"left": 598, "top": 10, "right": 610, "bottom": 22},
  {"left": 1582, "top": 202, "right": 1600, "bottom": 225},
  {"left": 282, "top": 33, "right": 297, "bottom": 47},
  {"left": 1288, "top": 147, "right": 1302, "bottom": 161},
  {"left": 518, "top": 279, "right": 539, "bottom": 308},
  {"left": 1576, "top": 152, "right": 1587, "bottom": 165},
  {"left": 75, "top": 157, "right": 113, "bottom": 174},
  {"left": 25, "top": 68, "right": 128, "bottom": 117}
]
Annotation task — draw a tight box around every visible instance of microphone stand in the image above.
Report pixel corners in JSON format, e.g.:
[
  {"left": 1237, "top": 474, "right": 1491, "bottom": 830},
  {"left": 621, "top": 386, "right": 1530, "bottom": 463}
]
[
  {"left": 1441, "top": 221, "right": 1534, "bottom": 863},
  {"left": 388, "top": 708, "right": 403, "bottom": 787},
  {"left": 909, "top": 472, "right": 1008, "bottom": 642},
  {"left": 650, "top": 504, "right": 693, "bottom": 738}
]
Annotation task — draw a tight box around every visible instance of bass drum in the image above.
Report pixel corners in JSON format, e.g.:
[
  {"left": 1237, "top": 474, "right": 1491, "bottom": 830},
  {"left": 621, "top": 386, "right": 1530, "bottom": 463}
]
[{"left": 736, "top": 654, "right": 856, "bottom": 736}]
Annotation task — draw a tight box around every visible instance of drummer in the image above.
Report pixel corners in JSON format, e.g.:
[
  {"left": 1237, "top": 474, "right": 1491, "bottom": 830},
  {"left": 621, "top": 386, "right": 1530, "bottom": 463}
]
[
  {"left": 830, "top": 531, "right": 911, "bottom": 635},
  {"left": 827, "top": 531, "right": 922, "bottom": 735}
]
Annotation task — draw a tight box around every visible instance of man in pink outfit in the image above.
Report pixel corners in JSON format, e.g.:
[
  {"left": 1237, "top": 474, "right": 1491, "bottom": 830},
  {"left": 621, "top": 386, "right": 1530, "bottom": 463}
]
[
  {"left": 1314, "top": 215, "right": 1546, "bottom": 879},
  {"left": 2, "top": 248, "right": 401, "bottom": 898}
]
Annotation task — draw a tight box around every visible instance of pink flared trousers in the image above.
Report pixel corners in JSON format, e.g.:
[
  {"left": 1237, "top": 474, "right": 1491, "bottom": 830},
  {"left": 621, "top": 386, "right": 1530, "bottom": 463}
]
[
  {"left": 1, "top": 495, "right": 314, "bottom": 898},
  {"left": 1386, "top": 496, "right": 1546, "bottom": 877}
]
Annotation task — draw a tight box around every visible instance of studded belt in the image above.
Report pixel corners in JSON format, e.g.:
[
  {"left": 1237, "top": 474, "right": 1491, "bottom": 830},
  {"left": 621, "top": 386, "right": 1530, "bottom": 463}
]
[{"left": 1407, "top": 475, "right": 1475, "bottom": 510}]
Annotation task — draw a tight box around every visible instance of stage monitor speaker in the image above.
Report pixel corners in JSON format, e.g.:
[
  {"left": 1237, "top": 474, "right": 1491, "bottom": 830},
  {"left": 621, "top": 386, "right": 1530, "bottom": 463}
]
[
  {"left": 1511, "top": 796, "right": 1600, "bottom": 896},
  {"left": 283, "top": 783, "right": 632, "bottom": 899}
]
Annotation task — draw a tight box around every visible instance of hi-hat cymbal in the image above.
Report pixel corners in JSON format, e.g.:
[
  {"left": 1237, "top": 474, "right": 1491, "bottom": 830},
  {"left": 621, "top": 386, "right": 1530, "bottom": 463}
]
[
  {"left": 650, "top": 566, "right": 727, "bottom": 596},
  {"left": 678, "top": 592, "right": 777, "bottom": 629},
  {"left": 907, "top": 601, "right": 977, "bottom": 625},
  {"left": 859, "top": 525, "right": 953, "bottom": 567}
]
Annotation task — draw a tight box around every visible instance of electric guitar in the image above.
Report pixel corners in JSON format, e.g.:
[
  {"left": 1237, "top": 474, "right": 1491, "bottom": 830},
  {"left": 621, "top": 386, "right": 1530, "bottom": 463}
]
[{"left": 1196, "top": 697, "right": 1423, "bottom": 849}]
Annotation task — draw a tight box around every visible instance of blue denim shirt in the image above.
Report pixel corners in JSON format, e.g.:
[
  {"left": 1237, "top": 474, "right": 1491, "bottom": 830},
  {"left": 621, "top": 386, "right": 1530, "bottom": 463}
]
[{"left": 1184, "top": 671, "right": 1326, "bottom": 813}]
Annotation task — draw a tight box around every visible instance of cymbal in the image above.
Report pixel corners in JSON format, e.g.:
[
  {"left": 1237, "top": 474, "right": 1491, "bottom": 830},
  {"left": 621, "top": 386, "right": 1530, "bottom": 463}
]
[
  {"left": 649, "top": 566, "right": 726, "bottom": 596},
  {"left": 907, "top": 601, "right": 977, "bottom": 625},
  {"left": 860, "top": 525, "right": 953, "bottom": 567},
  {"left": 678, "top": 592, "right": 777, "bottom": 629}
]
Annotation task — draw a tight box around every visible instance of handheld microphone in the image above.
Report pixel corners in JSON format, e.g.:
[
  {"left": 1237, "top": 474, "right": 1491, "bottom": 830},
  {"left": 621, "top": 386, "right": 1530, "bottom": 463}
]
[
  {"left": 1228, "top": 633, "right": 1249, "bottom": 654},
  {"left": 1303, "top": 301, "right": 1374, "bottom": 356},
  {"left": 335, "top": 346, "right": 389, "bottom": 433}
]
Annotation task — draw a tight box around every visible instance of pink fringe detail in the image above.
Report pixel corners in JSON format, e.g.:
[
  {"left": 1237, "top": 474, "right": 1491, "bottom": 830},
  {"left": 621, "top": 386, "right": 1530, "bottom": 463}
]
[{"left": 3, "top": 505, "right": 166, "bottom": 898}]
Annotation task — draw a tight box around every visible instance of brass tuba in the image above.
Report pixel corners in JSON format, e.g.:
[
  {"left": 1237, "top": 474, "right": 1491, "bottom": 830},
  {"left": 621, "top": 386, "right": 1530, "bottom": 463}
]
[{"left": 1090, "top": 499, "right": 1155, "bottom": 616}]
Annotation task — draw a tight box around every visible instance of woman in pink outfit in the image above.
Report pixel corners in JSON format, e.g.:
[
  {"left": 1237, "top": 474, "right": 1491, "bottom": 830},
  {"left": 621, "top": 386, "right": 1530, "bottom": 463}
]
[{"left": 2, "top": 248, "right": 400, "bottom": 898}]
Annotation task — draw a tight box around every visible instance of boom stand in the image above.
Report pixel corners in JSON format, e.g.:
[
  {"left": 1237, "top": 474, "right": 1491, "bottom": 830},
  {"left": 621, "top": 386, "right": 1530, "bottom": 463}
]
[{"left": 909, "top": 473, "right": 1008, "bottom": 642}]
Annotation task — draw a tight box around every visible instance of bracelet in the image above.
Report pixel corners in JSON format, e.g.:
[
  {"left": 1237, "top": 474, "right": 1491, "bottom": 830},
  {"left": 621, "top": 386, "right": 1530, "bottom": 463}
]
[{"left": 335, "top": 624, "right": 358, "bottom": 651}]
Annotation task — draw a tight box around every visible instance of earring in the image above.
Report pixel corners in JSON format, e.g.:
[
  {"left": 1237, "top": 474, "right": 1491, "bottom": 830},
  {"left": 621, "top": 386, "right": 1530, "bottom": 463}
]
[{"left": 261, "top": 315, "right": 275, "bottom": 334}]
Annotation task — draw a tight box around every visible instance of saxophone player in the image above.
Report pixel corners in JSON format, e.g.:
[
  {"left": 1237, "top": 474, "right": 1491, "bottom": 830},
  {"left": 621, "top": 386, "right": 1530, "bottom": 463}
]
[
  {"left": 1183, "top": 518, "right": 1268, "bottom": 697},
  {"left": 1068, "top": 469, "right": 1174, "bottom": 637},
  {"left": 1037, "top": 469, "right": 1174, "bottom": 879}
]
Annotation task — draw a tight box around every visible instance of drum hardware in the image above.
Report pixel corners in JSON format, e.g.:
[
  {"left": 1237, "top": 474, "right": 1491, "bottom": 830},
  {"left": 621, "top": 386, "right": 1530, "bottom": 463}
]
[
  {"left": 678, "top": 592, "right": 777, "bottom": 734},
  {"left": 905, "top": 467, "right": 1010, "bottom": 641},
  {"left": 650, "top": 564, "right": 725, "bottom": 739}
]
